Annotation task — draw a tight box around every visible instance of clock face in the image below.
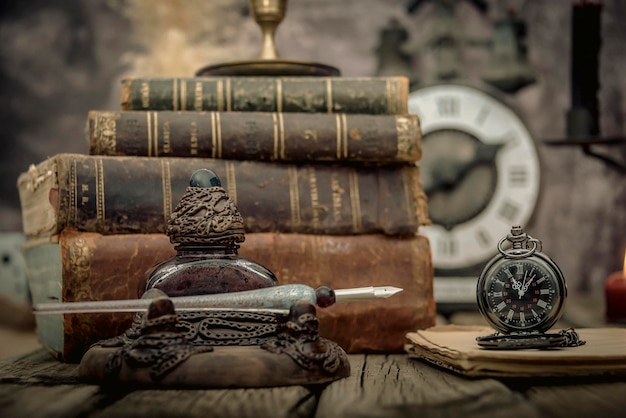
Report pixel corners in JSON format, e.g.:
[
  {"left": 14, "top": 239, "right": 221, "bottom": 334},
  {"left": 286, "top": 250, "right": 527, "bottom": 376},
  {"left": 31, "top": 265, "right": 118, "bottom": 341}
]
[
  {"left": 408, "top": 85, "right": 541, "bottom": 271},
  {"left": 477, "top": 254, "right": 566, "bottom": 333}
]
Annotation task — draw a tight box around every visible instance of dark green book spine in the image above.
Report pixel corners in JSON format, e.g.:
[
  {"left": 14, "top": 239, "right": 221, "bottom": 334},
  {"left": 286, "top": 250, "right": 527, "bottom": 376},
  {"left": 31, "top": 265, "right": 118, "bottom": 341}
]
[
  {"left": 88, "top": 111, "right": 421, "bottom": 163},
  {"left": 46, "top": 154, "right": 428, "bottom": 236},
  {"left": 120, "top": 77, "right": 408, "bottom": 114}
]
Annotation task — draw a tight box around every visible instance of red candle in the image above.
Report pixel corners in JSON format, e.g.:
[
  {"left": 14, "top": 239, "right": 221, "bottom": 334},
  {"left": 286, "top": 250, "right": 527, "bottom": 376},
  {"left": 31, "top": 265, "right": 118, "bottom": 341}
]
[{"left": 605, "top": 249, "right": 626, "bottom": 323}]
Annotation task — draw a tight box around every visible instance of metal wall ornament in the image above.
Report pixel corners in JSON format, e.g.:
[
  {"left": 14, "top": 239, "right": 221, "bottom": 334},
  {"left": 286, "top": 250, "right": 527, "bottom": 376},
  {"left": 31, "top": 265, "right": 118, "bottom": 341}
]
[{"left": 475, "top": 226, "right": 585, "bottom": 350}]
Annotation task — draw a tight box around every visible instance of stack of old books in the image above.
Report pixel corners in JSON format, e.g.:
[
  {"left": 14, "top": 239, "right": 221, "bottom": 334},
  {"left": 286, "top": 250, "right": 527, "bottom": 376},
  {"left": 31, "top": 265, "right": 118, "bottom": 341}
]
[{"left": 17, "top": 75, "right": 435, "bottom": 362}]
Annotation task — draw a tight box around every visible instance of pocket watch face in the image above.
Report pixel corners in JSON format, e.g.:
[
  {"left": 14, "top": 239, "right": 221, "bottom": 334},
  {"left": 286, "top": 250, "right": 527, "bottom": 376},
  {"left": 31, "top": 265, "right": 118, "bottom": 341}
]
[
  {"left": 409, "top": 85, "right": 541, "bottom": 271},
  {"left": 477, "top": 254, "right": 566, "bottom": 333}
]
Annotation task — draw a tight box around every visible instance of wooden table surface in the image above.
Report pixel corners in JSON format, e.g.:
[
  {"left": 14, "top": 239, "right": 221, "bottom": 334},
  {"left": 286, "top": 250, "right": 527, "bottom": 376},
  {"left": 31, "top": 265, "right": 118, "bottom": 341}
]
[{"left": 2, "top": 348, "right": 626, "bottom": 418}]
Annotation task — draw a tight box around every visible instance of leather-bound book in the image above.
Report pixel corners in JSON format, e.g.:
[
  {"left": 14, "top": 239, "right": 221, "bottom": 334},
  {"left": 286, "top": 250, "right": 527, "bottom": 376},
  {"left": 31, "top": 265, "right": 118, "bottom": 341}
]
[
  {"left": 24, "top": 230, "right": 435, "bottom": 362},
  {"left": 17, "top": 154, "right": 429, "bottom": 239},
  {"left": 120, "top": 76, "right": 409, "bottom": 114},
  {"left": 87, "top": 110, "right": 421, "bottom": 162}
]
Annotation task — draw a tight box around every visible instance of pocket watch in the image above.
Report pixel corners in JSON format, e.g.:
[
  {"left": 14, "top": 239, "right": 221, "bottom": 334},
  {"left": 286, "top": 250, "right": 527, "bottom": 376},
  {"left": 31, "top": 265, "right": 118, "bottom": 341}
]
[
  {"left": 408, "top": 84, "right": 541, "bottom": 308},
  {"left": 475, "top": 226, "right": 579, "bottom": 349}
]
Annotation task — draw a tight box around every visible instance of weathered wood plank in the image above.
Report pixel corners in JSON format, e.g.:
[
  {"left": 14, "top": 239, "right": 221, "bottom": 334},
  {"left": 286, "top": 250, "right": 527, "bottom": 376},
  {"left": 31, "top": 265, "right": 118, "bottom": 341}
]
[
  {"left": 315, "top": 354, "right": 540, "bottom": 418},
  {"left": 0, "top": 349, "right": 80, "bottom": 384},
  {"left": 520, "top": 380, "right": 626, "bottom": 417},
  {"left": 0, "top": 349, "right": 319, "bottom": 418},
  {"left": 88, "top": 387, "right": 318, "bottom": 418},
  {"left": 0, "top": 383, "right": 105, "bottom": 418}
]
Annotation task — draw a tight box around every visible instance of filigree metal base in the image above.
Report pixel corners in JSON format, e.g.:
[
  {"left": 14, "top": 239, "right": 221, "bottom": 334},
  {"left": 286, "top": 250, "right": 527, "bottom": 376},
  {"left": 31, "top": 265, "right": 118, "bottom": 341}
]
[{"left": 78, "top": 297, "right": 350, "bottom": 388}]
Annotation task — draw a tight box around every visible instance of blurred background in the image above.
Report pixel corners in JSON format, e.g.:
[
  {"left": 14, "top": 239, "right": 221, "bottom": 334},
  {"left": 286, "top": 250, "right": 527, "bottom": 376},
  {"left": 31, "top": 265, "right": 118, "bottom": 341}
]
[{"left": 0, "top": 0, "right": 625, "bottom": 355}]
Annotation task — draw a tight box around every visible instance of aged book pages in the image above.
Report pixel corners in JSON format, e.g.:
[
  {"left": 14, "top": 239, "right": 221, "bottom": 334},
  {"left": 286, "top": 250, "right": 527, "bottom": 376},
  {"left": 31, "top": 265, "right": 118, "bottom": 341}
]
[
  {"left": 24, "top": 230, "right": 435, "bottom": 362},
  {"left": 406, "top": 325, "right": 626, "bottom": 377}
]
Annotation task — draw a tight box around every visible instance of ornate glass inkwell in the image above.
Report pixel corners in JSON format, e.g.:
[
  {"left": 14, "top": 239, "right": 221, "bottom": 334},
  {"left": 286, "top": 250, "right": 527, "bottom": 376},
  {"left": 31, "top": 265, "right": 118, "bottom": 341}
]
[{"left": 31, "top": 169, "right": 401, "bottom": 388}]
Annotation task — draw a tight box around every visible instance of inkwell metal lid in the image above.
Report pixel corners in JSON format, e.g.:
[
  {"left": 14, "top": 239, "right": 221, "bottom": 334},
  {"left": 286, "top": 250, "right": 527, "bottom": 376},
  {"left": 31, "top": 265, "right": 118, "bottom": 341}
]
[{"left": 167, "top": 168, "right": 246, "bottom": 249}]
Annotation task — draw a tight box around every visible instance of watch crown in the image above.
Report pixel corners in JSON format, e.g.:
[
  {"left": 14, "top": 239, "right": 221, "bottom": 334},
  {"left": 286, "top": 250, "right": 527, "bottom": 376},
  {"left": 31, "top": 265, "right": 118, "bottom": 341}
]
[{"left": 498, "top": 226, "right": 543, "bottom": 258}]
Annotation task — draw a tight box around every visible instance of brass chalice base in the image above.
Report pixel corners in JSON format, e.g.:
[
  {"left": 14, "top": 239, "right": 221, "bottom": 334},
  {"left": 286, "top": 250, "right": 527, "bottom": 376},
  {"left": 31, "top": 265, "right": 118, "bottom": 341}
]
[
  {"left": 196, "top": 0, "right": 340, "bottom": 77},
  {"left": 196, "top": 59, "right": 340, "bottom": 77}
]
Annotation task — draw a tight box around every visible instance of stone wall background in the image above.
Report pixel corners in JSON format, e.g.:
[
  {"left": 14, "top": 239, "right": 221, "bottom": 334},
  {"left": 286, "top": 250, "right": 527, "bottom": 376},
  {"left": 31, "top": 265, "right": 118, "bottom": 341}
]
[{"left": 1, "top": 0, "right": 624, "bottom": 297}]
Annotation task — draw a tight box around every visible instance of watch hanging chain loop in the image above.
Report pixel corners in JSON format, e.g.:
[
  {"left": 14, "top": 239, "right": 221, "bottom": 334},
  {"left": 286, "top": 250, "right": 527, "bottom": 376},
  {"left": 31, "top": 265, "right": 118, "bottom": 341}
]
[{"left": 497, "top": 225, "right": 542, "bottom": 259}]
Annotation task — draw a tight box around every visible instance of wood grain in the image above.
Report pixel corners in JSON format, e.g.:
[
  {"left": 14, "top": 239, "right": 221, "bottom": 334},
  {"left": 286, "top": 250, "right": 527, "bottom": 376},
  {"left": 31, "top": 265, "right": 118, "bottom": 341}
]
[
  {"left": 316, "top": 355, "right": 540, "bottom": 418},
  {"left": 3, "top": 349, "right": 626, "bottom": 417}
]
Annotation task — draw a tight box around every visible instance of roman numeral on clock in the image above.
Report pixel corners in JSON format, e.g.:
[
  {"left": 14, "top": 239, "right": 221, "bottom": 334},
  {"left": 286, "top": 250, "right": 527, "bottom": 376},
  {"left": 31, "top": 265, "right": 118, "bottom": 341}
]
[
  {"left": 508, "top": 166, "right": 528, "bottom": 187},
  {"left": 436, "top": 96, "right": 459, "bottom": 117},
  {"left": 437, "top": 235, "right": 458, "bottom": 256}
]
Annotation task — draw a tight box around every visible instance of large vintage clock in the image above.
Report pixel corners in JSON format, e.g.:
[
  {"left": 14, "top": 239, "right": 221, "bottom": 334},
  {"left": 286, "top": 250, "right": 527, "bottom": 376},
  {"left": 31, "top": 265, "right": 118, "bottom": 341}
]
[{"left": 408, "top": 84, "right": 541, "bottom": 310}]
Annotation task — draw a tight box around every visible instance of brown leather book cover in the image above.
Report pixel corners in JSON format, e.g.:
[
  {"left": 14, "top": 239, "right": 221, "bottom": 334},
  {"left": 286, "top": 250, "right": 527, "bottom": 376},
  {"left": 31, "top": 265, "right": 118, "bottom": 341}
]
[
  {"left": 25, "top": 230, "right": 435, "bottom": 362},
  {"left": 18, "top": 154, "right": 430, "bottom": 239},
  {"left": 120, "top": 76, "right": 409, "bottom": 115},
  {"left": 87, "top": 110, "right": 421, "bottom": 162}
]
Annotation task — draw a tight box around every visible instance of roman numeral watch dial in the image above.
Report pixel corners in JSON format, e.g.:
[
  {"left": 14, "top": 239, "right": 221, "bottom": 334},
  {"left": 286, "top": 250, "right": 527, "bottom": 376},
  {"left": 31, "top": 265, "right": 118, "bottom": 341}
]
[
  {"left": 408, "top": 84, "right": 541, "bottom": 307},
  {"left": 474, "top": 226, "right": 582, "bottom": 350}
]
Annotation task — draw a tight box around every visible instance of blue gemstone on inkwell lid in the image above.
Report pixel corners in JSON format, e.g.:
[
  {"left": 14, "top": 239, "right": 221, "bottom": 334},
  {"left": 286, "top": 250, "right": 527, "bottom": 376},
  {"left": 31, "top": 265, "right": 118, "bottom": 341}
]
[{"left": 189, "top": 169, "right": 222, "bottom": 188}]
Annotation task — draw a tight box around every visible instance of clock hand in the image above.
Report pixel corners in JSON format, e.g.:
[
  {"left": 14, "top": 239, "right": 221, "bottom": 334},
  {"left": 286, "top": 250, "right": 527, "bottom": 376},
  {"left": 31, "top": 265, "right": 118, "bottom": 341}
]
[
  {"left": 522, "top": 274, "right": 536, "bottom": 294},
  {"left": 424, "top": 142, "right": 505, "bottom": 194},
  {"left": 518, "top": 269, "right": 529, "bottom": 298}
]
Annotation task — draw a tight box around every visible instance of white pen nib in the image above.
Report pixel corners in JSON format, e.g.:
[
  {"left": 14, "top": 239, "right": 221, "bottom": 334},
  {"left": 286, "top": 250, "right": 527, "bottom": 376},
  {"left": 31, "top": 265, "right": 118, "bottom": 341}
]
[{"left": 373, "top": 286, "right": 403, "bottom": 298}]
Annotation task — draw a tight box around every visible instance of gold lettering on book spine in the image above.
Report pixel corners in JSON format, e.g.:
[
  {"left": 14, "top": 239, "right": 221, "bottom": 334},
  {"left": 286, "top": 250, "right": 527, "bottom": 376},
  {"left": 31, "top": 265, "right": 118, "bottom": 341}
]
[
  {"left": 69, "top": 159, "right": 77, "bottom": 227},
  {"left": 161, "top": 160, "right": 172, "bottom": 221},
  {"left": 288, "top": 166, "right": 301, "bottom": 227},
  {"left": 308, "top": 167, "right": 320, "bottom": 229},
  {"left": 348, "top": 169, "right": 362, "bottom": 232},
  {"left": 194, "top": 81, "right": 203, "bottom": 111},
  {"left": 81, "top": 182, "right": 89, "bottom": 206},
  {"left": 190, "top": 120, "right": 199, "bottom": 156},
  {"left": 395, "top": 115, "right": 416, "bottom": 160},
  {"left": 163, "top": 121, "right": 171, "bottom": 154},
  {"left": 331, "top": 172, "right": 343, "bottom": 223},
  {"left": 95, "top": 158, "right": 105, "bottom": 224},
  {"left": 68, "top": 237, "right": 92, "bottom": 301},
  {"left": 92, "top": 112, "right": 117, "bottom": 155}
]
